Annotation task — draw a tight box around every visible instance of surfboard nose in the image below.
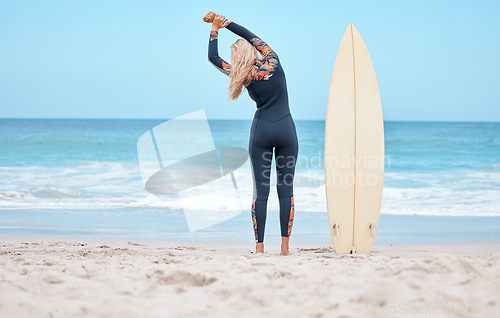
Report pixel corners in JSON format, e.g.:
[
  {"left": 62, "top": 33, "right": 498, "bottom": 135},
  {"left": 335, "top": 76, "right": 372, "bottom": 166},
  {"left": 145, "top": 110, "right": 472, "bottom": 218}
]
[{"left": 344, "top": 23, "right": 353, "bottom": 37}]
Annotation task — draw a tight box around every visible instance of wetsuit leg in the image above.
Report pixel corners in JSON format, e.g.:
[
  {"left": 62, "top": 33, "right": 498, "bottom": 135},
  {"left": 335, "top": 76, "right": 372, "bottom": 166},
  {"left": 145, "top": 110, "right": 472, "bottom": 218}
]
[
  {"left": 249, "top": 115, "right": 298, "bottom": 242},
  {"left": 249, "top": 117, "right": 273, "bottom": 243},
  {"left": 275, "top": 115, "right": 298, "bottom": 238}
]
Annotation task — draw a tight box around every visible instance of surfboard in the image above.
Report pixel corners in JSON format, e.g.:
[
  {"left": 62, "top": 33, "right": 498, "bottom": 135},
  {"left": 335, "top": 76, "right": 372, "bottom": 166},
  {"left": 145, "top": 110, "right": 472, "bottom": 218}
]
[{"left": 324, "top": 23, "right": 385, "bottom": 254}]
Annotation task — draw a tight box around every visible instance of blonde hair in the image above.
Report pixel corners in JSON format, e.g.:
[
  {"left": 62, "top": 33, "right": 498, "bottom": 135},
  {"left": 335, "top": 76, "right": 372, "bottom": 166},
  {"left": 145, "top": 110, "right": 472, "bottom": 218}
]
[{"left": 228, "top": 39, "right": 258, "bottom": 101}]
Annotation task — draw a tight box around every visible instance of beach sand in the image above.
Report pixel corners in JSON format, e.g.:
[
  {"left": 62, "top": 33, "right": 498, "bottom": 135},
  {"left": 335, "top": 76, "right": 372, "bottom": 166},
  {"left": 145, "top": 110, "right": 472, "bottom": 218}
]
[{"left": 0, "top": 237, "right": 499, "bottom": 318}]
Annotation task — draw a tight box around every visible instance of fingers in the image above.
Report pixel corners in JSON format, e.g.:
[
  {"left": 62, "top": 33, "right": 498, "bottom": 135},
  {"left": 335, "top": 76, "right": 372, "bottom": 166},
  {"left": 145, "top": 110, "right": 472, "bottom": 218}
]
[
  {"left": 203, "top": 11, "right": 216, "bottom": 23},
  {"left": 211, "top": 14, "right": 226, "bottom": 28}
]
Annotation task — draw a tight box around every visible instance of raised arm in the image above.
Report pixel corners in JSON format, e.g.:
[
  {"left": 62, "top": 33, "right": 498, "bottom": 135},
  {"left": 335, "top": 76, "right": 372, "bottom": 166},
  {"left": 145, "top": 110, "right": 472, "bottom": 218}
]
[
  {"left": 208, "top": 27, "right": 231, "bottom": 76},
  {"left": 204, "top": 13, "right": 278, "bottom": 81}
]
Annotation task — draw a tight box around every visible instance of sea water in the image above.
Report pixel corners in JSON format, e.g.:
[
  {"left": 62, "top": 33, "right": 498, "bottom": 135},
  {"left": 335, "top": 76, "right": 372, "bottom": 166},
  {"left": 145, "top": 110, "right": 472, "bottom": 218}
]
[{"left": 0, "top": 119, "right": 499, "bottom": 243}]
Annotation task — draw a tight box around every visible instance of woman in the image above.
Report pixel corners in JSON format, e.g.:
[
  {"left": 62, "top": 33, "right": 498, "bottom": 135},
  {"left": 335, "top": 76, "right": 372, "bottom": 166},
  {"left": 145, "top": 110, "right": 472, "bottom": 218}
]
[{"left": 204, "top": 12, "right": 298, "bottom": 255}]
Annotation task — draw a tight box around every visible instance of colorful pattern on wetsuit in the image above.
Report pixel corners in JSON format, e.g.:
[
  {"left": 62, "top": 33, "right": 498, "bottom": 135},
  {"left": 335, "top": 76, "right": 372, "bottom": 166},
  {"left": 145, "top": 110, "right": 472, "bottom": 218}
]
[
  {"left": 287, "top": 196, "right": 295, "bottom": 236},
  {"left": 221, "top": 60, "right": 230, "bottom": 71},
  {"left": 251, "top": 200, "right": 258, "bottom": 241},
  {"left": 210, "top": 30, "right": 218, "bottom": 41},
  {"left": 248, "top": 37, "right": 278, "bottom": 81}
]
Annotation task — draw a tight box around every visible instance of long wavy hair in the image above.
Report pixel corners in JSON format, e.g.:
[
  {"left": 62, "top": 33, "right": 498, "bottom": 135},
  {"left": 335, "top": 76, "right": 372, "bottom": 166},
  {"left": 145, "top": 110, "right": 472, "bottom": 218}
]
[{"left": 228, "top": 39, "right": 258, "bottom": 101}]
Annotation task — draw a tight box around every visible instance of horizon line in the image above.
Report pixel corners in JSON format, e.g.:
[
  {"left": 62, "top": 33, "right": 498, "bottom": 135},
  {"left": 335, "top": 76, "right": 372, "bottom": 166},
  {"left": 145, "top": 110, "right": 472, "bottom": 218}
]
[{"left": 0, "top": 117, "right": 499, "bottom": 124}]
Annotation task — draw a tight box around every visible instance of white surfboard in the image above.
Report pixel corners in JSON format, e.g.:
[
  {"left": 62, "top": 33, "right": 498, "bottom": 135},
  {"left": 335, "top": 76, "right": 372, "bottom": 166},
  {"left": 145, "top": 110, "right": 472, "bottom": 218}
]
[{"left": 324, "top": 23, "right": 384, "bottom": 254}]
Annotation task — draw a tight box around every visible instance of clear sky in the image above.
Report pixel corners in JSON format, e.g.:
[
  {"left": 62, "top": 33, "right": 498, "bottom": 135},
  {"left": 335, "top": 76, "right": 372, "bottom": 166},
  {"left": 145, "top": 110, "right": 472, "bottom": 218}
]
[{"left": 0, "top": 0, "right": 499, "bottom": 121}]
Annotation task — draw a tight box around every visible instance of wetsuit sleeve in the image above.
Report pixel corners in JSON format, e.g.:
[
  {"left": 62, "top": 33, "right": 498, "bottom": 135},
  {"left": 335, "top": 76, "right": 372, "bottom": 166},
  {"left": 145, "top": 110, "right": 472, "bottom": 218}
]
[
  {"left": 208, "top": 30, "right": 231, "bottom": 76},
  {"left": 225, "top": 20, "right": 279, "bottom": 81},
  {"left": 225, "top": 21, "right": 278, "bottom": 59}
]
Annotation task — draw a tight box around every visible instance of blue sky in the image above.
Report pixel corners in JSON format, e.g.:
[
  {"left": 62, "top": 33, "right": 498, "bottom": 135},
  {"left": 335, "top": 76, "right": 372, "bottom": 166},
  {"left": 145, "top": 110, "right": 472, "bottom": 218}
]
[{"left": 0, "top": 0, "right": 499, "bottom": 121}]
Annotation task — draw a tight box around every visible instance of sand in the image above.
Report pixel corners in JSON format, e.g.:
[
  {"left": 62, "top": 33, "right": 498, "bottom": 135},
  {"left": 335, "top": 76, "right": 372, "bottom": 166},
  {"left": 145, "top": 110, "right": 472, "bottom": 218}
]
[{"left": 0, "top": 237, "right": 499, "bottom": 318}]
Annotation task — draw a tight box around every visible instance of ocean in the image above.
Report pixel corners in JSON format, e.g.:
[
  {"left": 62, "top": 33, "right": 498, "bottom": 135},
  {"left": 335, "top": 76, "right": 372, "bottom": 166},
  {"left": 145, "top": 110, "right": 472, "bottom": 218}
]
[{"left": 0, "top": 118, "right": 499, "bottom": 243}]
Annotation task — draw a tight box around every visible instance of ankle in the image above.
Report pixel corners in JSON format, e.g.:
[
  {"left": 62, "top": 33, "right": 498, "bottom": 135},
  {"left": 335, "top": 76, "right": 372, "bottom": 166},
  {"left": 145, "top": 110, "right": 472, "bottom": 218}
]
[
  {"left": 281, "top": 236, "right": 290, "bottom": 245},
  {"left": 256, "top": 242, "right": 264, "bottom": 253}
]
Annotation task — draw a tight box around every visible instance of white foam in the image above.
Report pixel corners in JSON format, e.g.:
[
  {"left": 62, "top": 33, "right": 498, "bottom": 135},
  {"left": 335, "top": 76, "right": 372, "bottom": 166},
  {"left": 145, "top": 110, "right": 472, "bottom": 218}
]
[{"left": 0, "top": 164, "right": 499, "bottom": 217}]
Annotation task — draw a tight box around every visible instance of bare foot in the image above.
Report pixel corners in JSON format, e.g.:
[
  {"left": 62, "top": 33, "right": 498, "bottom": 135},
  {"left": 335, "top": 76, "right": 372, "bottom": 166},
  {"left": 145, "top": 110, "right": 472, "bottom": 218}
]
[
  {"left": 256, "top": 242, "right": 264, "bottom": 254},
  {"left": 280, "top": 236, "right": 290, "bottom": 256}
]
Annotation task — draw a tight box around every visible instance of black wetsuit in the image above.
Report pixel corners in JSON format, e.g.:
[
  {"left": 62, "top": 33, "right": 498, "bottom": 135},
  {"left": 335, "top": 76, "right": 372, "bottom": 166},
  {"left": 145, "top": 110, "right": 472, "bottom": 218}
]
[{"left": 208, "top": 20, "right": 298, "bottom": 243}]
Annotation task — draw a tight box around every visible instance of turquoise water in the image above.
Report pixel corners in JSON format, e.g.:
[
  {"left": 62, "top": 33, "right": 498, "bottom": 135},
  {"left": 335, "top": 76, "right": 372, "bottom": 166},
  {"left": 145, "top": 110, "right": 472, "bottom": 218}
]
[{"left": 0, "top": 119, "right": 499, "bottom": 243}]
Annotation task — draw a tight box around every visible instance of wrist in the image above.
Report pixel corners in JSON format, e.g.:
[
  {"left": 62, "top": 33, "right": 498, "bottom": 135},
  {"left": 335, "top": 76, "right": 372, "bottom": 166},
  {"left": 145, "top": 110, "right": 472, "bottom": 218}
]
[{"left": 211, "top": 26, "right": 219, "bottom": 32}]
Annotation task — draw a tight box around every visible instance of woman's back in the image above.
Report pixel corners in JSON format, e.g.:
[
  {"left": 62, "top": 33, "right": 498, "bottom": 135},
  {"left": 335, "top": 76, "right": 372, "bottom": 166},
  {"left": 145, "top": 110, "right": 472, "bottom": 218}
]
[
  {"left": 246, "top": 54, "right": 291, "bottom": 121},
  {"left": 208, "top": 21, "right": 291, "bottom": 121}
]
